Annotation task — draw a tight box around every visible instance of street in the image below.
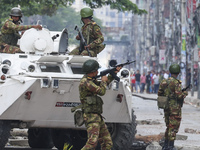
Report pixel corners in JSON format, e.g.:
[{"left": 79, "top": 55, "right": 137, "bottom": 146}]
[
  {"left": 132, "top": 95, "right": 200, "bottom": 149},
  {"left": 4, "top": 95, "right": 200, "bottom": 150}
]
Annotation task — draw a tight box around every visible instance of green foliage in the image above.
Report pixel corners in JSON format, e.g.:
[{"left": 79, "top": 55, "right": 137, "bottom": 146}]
[
  {"left": 23, "top": 6, "right": 102, "bottom": 45},
  {"left": 83, "top": 0, "right": 147, "bottom": 15},
  {"left": 63, "top": 142, "right": 73, "bottom": 150},
  {"left": 0, "top": 0, "right": 147, "bottom": 25},
  {"left": 0, "top": 0, "right": 146, "bottom": 44}
]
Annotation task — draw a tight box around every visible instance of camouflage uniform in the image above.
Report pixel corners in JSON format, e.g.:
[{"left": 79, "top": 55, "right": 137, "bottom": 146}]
[
  {"left": 0, "top": 18, "right": 33, "bottom": 53},
  {"left": 79, "top": 75, "right": 113, "bottom": 150},
  {"left": 158, "top": 77, "right": 187, "bottom": 141},
  {"left": 69, "top": 20, "right": 105, "bottom": 57}
]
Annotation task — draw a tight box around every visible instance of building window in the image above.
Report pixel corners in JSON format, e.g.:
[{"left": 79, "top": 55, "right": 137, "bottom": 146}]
[
  {"left": 109, "top": 22, "right": 115, "bottom": 27},
  {"left": 110, "top": 12, "right": 115, "bottom": 17}
]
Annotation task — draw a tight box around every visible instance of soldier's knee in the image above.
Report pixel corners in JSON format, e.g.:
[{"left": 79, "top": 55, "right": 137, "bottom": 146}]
[{"left": 69, "top": 48, "right": 80, "bottom": 55}]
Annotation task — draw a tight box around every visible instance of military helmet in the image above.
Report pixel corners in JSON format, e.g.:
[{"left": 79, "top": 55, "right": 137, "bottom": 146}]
[
  {"left": 82, "top": 59, "right": 99, "bottom": 73},
  {"left": 169, "top": 64, "right": 180, "bottom": 74},
  {"left": 10, "top": 7, "right": 22, "bottom": 17},
  {"left": 80, "top": 7, "right": 93, "bottom": 18}
]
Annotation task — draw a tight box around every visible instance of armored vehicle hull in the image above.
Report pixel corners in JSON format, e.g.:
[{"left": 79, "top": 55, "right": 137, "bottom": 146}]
[{"left": 0, "top": 28, "right": 136, "bottom": 150}]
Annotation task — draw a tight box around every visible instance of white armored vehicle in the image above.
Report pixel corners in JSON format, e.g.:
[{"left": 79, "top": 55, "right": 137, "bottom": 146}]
[{"left": 0, "top": 27, "right": 137, "bottom": 150}]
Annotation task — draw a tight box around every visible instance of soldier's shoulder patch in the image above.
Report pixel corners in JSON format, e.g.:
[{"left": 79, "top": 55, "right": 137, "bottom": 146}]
[
  {"left": 92, "top": 22, "right": 96, "bottom": 25},
  {"left": 96, "top": 28, "right": 100, "bottom": 32},
  {"left": 93, "top": 25, "right": 100, "bottom": 32}
]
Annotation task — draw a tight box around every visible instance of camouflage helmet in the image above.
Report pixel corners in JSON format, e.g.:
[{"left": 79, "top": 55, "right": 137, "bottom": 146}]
[
  {"left": 80, "top": 7, "right": 93, "bottom": 18},
  {"left": 10, "top": 7, "right": 22, "bottom": 17},
  {"left": 169, "top": 64, "right": 180, "bottom": 74},
  {"left": 82, "top": 59, "right": 99, "bottom": 73}
]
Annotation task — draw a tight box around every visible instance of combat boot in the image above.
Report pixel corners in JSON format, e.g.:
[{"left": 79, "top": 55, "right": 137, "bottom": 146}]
[
  {"left": 168, "top": 141, "right": 177, "bottom": 150},
  {"left": 162, "top": 139, "right": 168, "bottom": 150}
]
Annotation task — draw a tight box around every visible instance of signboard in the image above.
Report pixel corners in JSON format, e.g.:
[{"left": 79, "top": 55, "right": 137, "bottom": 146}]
[{"left": 159, "top": 49, "right": 166, "bottom": 64}]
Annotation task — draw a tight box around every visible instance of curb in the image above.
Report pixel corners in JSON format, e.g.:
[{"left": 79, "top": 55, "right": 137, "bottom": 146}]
[{"left": 132, "top": 93, "right": 200, "bottom": 108}]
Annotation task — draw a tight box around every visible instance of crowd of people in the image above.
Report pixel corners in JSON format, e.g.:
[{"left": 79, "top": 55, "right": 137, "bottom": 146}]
[{"left": 130, "top": 69, "right": 171, "bottom": 94}]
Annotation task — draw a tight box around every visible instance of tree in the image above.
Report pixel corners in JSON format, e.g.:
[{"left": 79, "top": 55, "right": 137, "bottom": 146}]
[
  {"left": 0, "top": 0, "right": 147, "bottom": 25},
  {"left": 23, "top": 6, "right": 102, "bottom": 44}
]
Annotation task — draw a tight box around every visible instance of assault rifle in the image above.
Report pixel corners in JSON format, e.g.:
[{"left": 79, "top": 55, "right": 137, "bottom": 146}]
[
  {"left": 180, "top": 84, "right": 192, "bottom": 107},
  {"left": 95, "top": 60, "right": 136, "bottom": 82},
  {"left": 74, "top": 25, "right": 91, "bottom": 57},
  {"left": 182, "top": 84, "right": 191, "bottom": 92}
]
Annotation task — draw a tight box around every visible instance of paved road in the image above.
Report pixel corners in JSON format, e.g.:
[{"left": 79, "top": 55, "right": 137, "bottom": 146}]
[{"left": 132, "top": 95, "right": 200, "bottom": 149}]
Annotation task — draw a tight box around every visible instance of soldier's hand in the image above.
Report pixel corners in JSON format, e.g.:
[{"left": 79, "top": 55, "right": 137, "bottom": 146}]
[
  {"left": 101, "top": 76, "right": 108, "bottom": 82},
  {"left": 32, "top": 25, "right": 42, "bottom": 30},
  {"left": 76, "top": 35, "right": 80, "bottom": 40},
  {"left": 84, "top": 45, "right": 90, "bottom": 50},
  {"left": 183, "top": 91, "right": 188, "bottom": 96}
]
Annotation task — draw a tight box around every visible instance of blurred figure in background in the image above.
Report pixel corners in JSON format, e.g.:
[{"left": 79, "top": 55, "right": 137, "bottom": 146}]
[
  {"left": 146, "top": 71, "right": 151, "bottom": 94},
  {"left": 130, "top": 71, "right": 136, "bottom": 93},
  {"left": 153, "top": 72, "right": 160, "bottom": 93},
  {"left": 140, "top": 72, "right": 146, "bottom": 93},
  {"left": 135, "top": 70, "right": 141, "bottom": 93}
]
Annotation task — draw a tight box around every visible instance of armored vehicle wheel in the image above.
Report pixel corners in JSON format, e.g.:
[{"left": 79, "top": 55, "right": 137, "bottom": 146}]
[
  {"left": 107, "top": 109, "right": 137, "bottom": 150},
  {"left": 52, "top": 129, "right": 72, "bottom": 150},
  {"left": 28, "top": 128, "right": 54, "bottom": 148},
  {"left": 71, "top": 130, "right": 87, "bottom": 150},
  {"left": 0, "top": 121, "right": 11, "bottom": 149}
]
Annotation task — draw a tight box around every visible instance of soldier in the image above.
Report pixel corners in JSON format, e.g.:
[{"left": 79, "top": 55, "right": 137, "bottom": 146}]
[
  {"left": 80, "top": 59, "right": 121, "bottom": 150},
  {"left": 69, "top": 7, "right": 105, "bottom": 57},
  {"left": 158, "top": 64, "right": 188, "bottom": 150},
  {"left": 0, "top": 7, "right": 42, "bottom": 54}
]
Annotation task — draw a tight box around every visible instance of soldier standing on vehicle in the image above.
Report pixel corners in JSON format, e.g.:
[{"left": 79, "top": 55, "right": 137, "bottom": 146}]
[
  {"left": 79, "top": 59, "right": 121, "bottom": 150},
  {"left": 158, "top": 64, "right": 188, "bottom": 150},
  {"left": 0, "top": 7, "right": 42, "bottom": 54},
  {"left": 69, "top": 7, "right": 105, "bottom": 57}
]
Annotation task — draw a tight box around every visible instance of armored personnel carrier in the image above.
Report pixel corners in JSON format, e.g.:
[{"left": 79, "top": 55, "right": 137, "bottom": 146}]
[{"left": 0, "top": 27, "right": 137, "bottom": 150}]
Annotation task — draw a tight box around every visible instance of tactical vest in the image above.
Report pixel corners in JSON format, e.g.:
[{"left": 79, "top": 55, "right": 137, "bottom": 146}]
[
  {"left": 1, "top": 20, "right": 20, "bottom": 46},
  {"left": 1, "top": 32, "right": 20, "bottom": 46},
  {"left": 83, "top": 96, "right": 103, "bottom": 114}
]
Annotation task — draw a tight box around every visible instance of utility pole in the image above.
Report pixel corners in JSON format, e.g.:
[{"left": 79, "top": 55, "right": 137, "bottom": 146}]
[
  {"left": 190, "top": 0, "right": 194, "bottom": 96},
  {"left": 181, "top": 0, "right": 187, "bottom": 88},
  {"left": 171, "top": 0, "right": 175, "bottom": 63},
  {"left": 156, "top": 0, "right": 159, "bottom": 71}
]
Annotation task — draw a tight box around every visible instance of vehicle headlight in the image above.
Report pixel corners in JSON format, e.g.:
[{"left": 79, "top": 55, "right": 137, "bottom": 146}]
[
  {"left": 1, "top": 64, "right": 9, "bottom": 74},
  {"left": 20, "top": 62, "right": 36, "bottom": 72}
]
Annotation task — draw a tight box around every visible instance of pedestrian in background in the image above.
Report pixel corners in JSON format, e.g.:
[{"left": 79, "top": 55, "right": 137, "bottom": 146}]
[
  {"left": 130, "top": 71, "right": 136, "bottom": 92},
  {"left": 135, "top": 70, "right": 141, "bottom": 93},
  {"left": 146, "top": 71, "right": 151, "bottom": 94},
  {"left": 140, "top": 72, "right": 146, "bottom": 93},
  {"left": 150, "top": 70, "right": 155, "bottom": 93},
  {"left": 164, "top": 70, "right": 169, "bottom": 79},
  {"left": 159, "top": 70, "right": 165, "bottom": 83},
  {"left": 158, "top": 64, "right": 188, "bottom": 150},
  {"left": 153, "top": 72, "right": 159, "bottom": 93}
]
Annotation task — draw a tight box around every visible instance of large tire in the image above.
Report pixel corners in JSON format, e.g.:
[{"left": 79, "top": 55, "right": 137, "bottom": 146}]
[
  {"left": 52, "top": 129, "right": 72, "bottom": 150},
  {"left": 28, "top": 128, "right": 54, "bottom": 149},
  {"left": 107, "top": 109, "right": 137, "bottom": 150},
  {"left": 71, "top": 130, "right": 87, "bottom": 150},
  {"left": 0, "top": 120, "right": 11, "bottom": 149}
]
